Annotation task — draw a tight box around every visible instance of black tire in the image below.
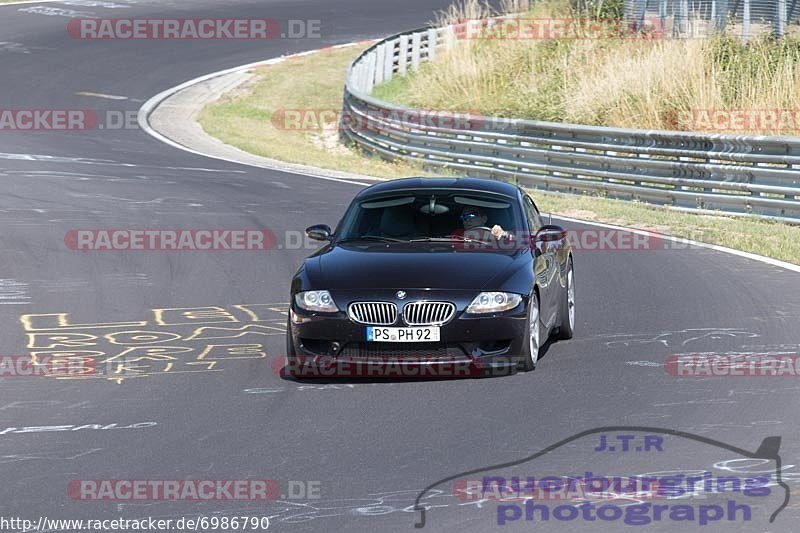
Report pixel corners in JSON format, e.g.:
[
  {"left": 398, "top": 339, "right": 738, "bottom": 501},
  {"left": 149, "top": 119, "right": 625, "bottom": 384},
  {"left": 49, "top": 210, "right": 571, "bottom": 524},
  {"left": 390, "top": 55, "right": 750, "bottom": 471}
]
[
  {"left": 556, "top": 257, "right": 575, "bottom": 340},
  {"left": 520, "top": 291, "right": 540, "bottom": 371}
]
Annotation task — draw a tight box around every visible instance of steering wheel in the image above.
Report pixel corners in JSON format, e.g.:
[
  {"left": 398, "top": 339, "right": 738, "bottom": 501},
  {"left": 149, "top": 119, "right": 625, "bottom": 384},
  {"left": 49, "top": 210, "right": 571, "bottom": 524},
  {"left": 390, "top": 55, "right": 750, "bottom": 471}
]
[{"left": 466, "top": 226, "right": 513, "bottom": 239}]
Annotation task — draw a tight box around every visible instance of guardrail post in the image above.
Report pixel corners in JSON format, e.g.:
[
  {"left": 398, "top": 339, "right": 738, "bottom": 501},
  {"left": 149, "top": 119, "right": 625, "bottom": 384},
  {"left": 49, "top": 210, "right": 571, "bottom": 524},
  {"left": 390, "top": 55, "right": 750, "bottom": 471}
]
[
  {"left": 443, "top": 24, "right": 455, "bottom": 51},
  {"left": 411, "top": 32, "right": 421, "bottom": 70},
  {"left": 775, "top": 0, "right": 787, "bottom": 38},
  {"left": 427, "top": 28, "right": 438, "bottom": 61},
  {"left": 398, "top": 35, "right": 408, "bottom": 75},
  {"left": 358, "top": 63, "right": 368, "bottom": 93},
  {"left": 630, "top": 0, "right": 647, "bottom": 32},
  {"left": 674, "top": 0, "right": 689, "bottom": 37},
  {"left": 713, "top": 0, "right": 728, "bottom": 32},
  {"left": 374, "top": 44, "right": 385, "bottom": 85},
  {"left": 360, "top": 63, "right": 369, "bottom": 93},
  {"left": 352, "top": 65, "right": 362, "bottom": 94},
  {"left": 742, "top": 0, "right": 751, "bottom": 43},
  {"left": 383, "top": 39, "right": 395, "bottom": 82},
  {"left": 365, "top": 50, "right": 377, "bottom": 93},
  {"left": 383, "top": 40, "right": 397, "bottom": 82}
]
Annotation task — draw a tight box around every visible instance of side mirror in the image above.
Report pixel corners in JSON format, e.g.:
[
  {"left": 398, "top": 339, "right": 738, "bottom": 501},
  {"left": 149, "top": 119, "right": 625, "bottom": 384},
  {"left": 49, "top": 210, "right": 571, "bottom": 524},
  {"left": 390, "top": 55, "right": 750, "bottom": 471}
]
[
  {"left": 535, "top": 225, "right": 566, "bottom": 243},
  {"left": 305, "top": 224, "right": 332, "bottom": 241}
]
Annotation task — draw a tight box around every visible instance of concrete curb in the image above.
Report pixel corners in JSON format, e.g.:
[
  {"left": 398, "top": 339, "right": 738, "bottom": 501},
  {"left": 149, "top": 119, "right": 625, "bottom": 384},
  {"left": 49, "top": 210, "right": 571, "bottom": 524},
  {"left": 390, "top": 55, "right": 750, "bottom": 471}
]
[{"left": 137, "top": 40, "right": 381, "bottom": 187}]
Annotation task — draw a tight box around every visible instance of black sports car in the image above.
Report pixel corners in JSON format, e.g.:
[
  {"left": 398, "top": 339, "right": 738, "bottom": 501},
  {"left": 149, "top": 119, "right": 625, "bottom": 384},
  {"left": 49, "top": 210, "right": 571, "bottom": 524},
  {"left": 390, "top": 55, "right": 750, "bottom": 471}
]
[{"left": 286, "top": 177, "right": 574, "bottom": 377}]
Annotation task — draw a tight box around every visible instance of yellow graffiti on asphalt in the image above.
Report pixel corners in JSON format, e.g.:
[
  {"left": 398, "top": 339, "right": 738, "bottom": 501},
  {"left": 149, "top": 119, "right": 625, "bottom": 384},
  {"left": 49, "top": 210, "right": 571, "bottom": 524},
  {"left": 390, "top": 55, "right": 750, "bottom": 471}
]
[{"left": 19, "top": 304, "right": 288, "bottom": 384}]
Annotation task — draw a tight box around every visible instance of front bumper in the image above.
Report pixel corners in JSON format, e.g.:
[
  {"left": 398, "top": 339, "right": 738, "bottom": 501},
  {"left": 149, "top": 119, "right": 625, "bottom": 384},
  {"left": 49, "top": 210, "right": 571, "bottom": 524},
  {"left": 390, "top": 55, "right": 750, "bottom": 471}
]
[{"left": 287, "top": 292, "right": 529, "bottom": 377}]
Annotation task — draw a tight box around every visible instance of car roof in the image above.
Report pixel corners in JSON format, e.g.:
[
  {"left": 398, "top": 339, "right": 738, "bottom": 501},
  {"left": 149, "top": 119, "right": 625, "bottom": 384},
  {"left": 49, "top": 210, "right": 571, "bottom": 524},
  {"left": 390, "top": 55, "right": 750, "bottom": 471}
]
[{"left": 355, "top": 177, "right": 521, "bottom": 199}]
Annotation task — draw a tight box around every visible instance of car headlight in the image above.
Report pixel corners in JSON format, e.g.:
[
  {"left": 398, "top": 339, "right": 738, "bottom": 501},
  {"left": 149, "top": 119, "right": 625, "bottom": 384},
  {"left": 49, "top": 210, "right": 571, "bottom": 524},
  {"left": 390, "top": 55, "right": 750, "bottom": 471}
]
[
  {"left": 295, "top": 290, "right": 338, "bottom": 312},
  {"left": 465, "top": 292, "right": 522, "bottom": 314}
]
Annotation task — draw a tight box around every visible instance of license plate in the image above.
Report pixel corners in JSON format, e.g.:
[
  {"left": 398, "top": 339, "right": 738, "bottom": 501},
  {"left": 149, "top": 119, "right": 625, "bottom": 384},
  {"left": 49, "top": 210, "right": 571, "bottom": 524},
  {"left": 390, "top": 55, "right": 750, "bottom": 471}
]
[{"left": 366, "top": 326, "right": 440, "bottom": 342}]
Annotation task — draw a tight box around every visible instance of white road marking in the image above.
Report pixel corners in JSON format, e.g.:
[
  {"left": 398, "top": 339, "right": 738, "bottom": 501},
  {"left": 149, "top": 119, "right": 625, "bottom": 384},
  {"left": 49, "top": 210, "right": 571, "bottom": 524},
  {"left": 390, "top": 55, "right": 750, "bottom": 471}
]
[
  {"left": 18, "top": 5, "right": 94, "bottom": 17},
  {"left": 57, "top": 0, "right": 130, "bottom": 7},
  {"left": 0, "top": 153, "right": 247, "bottom": 175},
  {"left": 0, "top": 279, "right": 30, "bottom": 305},
  {"left": 0, "top": 0, "right": 62, "bottom": 6},
  {"left": 0, "top": 152, "right": 113, "bottom": 163},
  {"left": 75, "top": 91, "right": 128, "bottom": 100},
  {"left": 243, "top": 384, "right": 356, "bottom": 393},
  {"left": 0, "top": 422, "right": 156, "bottom": 435},
  {"left": 0, "top": 42, "right": 32, "bottom": 54}
]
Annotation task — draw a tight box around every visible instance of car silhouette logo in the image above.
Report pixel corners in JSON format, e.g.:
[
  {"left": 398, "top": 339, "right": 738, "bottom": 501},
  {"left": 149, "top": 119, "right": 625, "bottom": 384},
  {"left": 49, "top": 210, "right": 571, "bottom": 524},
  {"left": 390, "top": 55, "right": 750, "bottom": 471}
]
[{"left": 413, "top": 425, "right": 790, "bottom": 528}]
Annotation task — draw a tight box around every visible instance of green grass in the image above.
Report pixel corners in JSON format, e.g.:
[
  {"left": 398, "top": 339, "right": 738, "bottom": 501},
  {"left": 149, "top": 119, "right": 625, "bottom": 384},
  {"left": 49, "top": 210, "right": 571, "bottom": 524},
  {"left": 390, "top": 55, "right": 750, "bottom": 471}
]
[
  {"left": 198, "top": 45, "right": 436, "bottom": 179},
  {"left": 534, "top": 191, "right": 800, "bottom": 263}
]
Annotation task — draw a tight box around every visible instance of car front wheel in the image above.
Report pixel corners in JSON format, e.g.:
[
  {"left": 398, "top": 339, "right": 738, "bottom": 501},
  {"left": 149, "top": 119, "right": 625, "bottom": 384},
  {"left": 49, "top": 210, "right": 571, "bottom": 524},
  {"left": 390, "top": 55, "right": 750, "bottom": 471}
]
[
  {"left": 557, "top": 257, "right": 575, "bottom": 340},
  {"left": 520, "top": 291, "right": 540, "bottom": 371}
]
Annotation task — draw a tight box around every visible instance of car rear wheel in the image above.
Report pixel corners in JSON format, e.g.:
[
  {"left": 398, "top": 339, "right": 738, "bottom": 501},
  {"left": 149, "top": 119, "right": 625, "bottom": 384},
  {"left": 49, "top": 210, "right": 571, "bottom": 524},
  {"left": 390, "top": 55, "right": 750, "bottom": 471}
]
[
  {"left": 557, "top": 258, "right": 575, "bottom": 340},
  {"left": 521, "top": 292, "right": 540, "bottom": 371}
]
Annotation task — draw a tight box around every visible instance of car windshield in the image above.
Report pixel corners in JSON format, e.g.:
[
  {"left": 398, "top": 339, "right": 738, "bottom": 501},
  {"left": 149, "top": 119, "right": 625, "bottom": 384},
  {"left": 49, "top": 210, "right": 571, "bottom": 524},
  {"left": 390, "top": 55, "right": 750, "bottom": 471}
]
[{"left": 336, "top": 191, "right": 521, "bottom": 242}]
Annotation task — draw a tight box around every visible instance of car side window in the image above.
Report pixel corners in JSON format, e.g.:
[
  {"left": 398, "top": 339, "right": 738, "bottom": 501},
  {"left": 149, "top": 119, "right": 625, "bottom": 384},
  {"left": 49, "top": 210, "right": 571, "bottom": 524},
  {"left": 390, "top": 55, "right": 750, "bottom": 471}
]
[{"left": 524, "top": 196, "right": 542, "bottom": 233}]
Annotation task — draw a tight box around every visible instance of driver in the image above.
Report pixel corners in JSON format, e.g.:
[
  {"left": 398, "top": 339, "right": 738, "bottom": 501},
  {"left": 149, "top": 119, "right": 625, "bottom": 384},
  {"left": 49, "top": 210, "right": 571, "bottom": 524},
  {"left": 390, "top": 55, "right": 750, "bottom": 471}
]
[{"left": 460, "top": 206, "right": 509, "bottom": 239}]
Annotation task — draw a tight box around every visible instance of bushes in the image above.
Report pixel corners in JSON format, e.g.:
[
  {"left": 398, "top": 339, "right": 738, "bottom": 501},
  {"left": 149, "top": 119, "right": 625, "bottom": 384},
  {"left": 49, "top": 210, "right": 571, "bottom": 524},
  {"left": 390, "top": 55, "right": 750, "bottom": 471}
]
[{"left": 570, "top": 0, "right": 625, "bottom": 20}]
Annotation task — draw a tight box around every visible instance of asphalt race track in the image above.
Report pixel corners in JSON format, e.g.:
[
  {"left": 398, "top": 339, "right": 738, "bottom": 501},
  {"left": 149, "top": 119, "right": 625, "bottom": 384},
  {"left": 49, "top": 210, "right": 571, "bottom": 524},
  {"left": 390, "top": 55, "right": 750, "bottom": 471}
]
[{"left": 1, "top": 1, "right": 799, "bottom": 532}]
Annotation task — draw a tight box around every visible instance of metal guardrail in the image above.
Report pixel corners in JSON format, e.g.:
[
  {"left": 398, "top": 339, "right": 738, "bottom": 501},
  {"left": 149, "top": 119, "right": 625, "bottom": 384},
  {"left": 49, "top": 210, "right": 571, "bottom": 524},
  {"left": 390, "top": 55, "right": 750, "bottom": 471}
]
[
  {"left": 625, "top": 0, "right": 800, "bottom": 40},
  {"left": 341, "top": 22, "right": 800, "bottom": 223}
]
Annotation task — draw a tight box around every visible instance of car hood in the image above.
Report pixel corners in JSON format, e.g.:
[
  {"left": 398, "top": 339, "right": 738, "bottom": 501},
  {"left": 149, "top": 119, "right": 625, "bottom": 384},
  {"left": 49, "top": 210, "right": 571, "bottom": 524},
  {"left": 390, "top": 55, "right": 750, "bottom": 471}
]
[{"left": 307, "top": 243, "right": 527, "bottom": 290}]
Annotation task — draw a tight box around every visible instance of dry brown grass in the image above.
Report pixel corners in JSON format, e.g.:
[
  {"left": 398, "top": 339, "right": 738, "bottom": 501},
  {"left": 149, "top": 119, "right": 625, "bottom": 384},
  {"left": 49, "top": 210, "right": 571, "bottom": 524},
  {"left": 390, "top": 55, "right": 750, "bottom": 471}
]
[{"left": 376, "top": 1, "right": 800, "bottom": 136}]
